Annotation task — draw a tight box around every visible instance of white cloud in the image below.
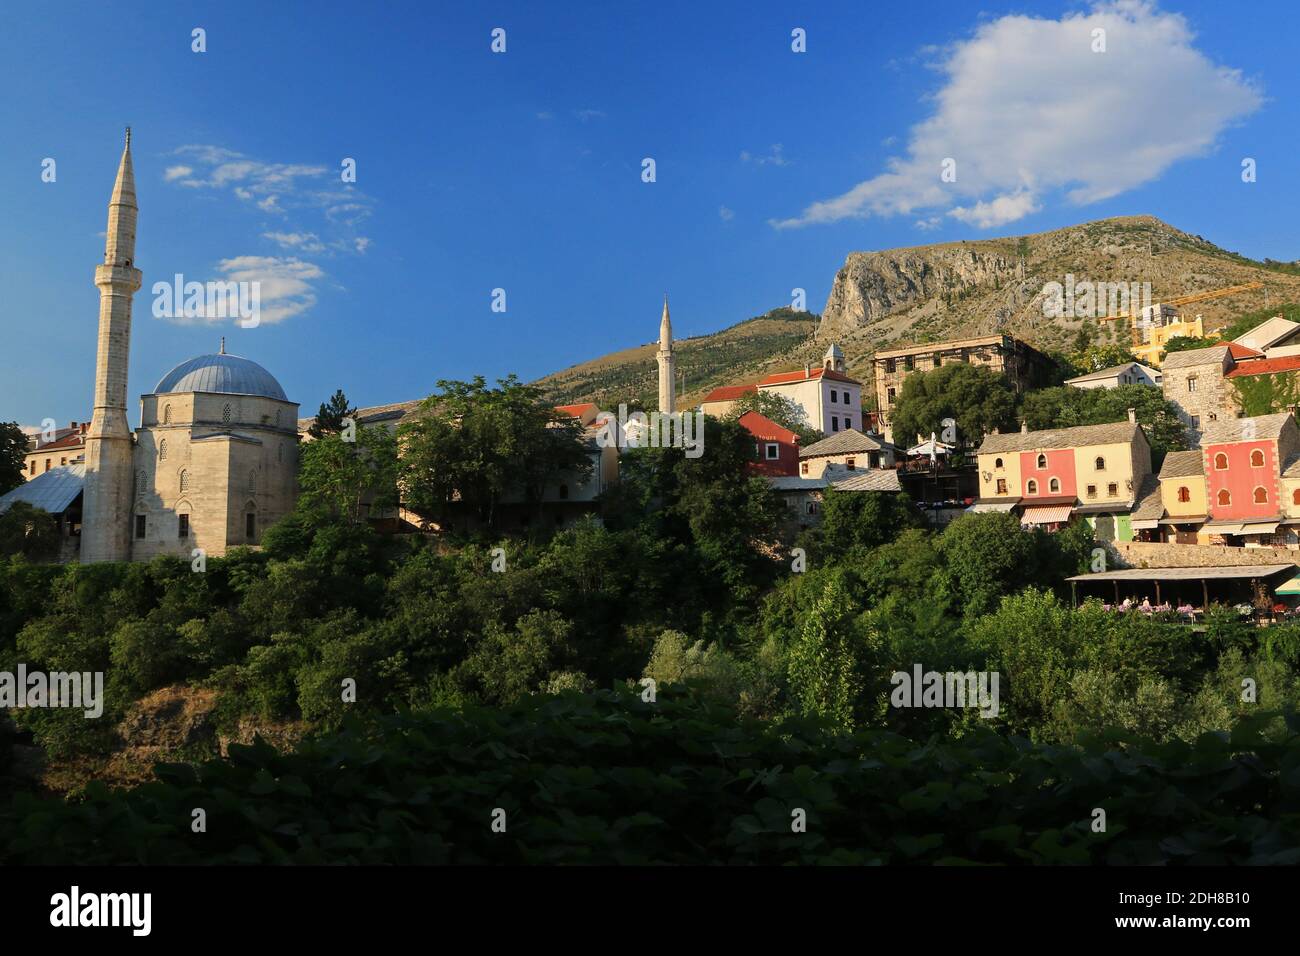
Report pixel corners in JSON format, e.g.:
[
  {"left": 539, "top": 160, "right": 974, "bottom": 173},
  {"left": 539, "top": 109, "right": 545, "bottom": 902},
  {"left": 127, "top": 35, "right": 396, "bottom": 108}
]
[
  {"left": 773, "top": 1, "right": 1261, "bottom": 229},
  {"left": 153, "top": 257, "right": 323, "bottom": 326},
  {"left": 741, "top": 144, "right": 790, "bottom": 167},
  {"left": 163, "top": 165, "right": 194, "bottom": 182},
  {"left": 574, "top": 109, "right": 606, "bottom": 121},
  {"left": 353, "top": 237, "right": 372, "bottom": 254},
  {"left": 719, "top": 206, "right": 735, "bottom": 221},
  {"left": 262, "top": 231, "right": 325, "bottom": 253}
]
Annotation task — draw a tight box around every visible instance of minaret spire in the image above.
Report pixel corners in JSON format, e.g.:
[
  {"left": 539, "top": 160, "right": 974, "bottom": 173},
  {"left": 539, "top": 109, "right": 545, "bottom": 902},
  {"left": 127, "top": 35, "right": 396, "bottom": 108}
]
[
  {"left": 82, "top": 130, "right": 144, "bottom": 563},
  {"left": 657, "top": 294, "right": 676, "bottom": 414}
]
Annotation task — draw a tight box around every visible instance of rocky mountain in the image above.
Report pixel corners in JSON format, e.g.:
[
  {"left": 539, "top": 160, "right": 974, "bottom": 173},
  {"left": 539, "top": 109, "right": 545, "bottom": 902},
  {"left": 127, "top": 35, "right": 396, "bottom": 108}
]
[{"left": 536, "top": 216, "right": 1300, "bottom": 407}]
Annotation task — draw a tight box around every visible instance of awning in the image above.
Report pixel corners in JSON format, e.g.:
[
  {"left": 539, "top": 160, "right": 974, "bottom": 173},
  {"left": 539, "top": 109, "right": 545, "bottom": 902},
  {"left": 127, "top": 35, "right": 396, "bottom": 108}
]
[
  {"left": 1067, "top": 564, "right": 1297, "bottom": 583},
  {"left": 1021, "top": 504, "right": 1073, "bottom": 525},
  {"left": 1131, "top": 519, "right": 1161, "bottom": 530},
  {"left": 1276, "top": 574, "right": 1300, "bottom": 595},
  {"left": 1238, "top": 521, "right": 1280, "bottom": 535},
  {"left": 1159, "top": 516, "right": 1207, "bottom": 525},
  {"left": 968, "top": 500, "right": 1018, "bottom": 513},
  {"left": 1203, "top": 521, "right": 1244, "bottom": 534}
]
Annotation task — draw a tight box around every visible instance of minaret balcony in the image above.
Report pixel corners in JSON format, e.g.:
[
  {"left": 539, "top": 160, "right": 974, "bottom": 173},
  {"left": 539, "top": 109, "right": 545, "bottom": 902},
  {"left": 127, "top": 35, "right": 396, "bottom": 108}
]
[{"left": 94, "top": 263, "right": 143, "bottom": 292}]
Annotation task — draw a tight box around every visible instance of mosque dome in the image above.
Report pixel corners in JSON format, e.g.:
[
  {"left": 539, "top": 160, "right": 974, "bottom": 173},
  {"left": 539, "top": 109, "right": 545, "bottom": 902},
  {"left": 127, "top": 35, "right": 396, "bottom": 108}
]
[{"left": 153, "top": 352, "right": 288, "bottom": 401}]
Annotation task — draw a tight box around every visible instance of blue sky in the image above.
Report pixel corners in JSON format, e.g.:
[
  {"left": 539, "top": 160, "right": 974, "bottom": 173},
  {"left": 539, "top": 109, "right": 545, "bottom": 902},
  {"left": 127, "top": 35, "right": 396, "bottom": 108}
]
[{"left": 2, "top": 0, "right": 1296, "bottom": 427}]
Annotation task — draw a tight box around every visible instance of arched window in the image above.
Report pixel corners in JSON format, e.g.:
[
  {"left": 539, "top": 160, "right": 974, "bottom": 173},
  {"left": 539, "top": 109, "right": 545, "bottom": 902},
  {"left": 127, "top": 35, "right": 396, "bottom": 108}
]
[
  {"left": 1178, "top": 486, "right": 1191, "bottom": 503},
  {"left": 1214, "top": 453, "right": 1229, "bottom": 470},
  {"left": 1049, "top": 478, "right": 1061, "bottom": 493},
  {"left": 222, "top": 403, "right": 232, "bottom": 425},
  {"left": 135, "top": 470, "right": 146, "bottom": 499},
  {"left": 248, "top": 469, "right": 257, "bottom": 493},
  {"left": 1094, "top": 456, "right": 1105, "bottom": 471},
  {"left": 162, "top": 404, "right": 172, "bottom": 424},
  {"left": 275, "top": 409, "right": 282, "bottom": 427},
  {"left": 1036, "top": 454, "right": 1047, "bottom": 469},
  {"left": 179, "top": 469, "right": 189, "bottom": 493},
  {"left": 1251, "top": 449, "right": 1265, "bottom": 467},
  {"left": 1218, "top": 489, "right": 1231, "bottom": 506},
  {"left": 158, "top": 438, "right": 168, "bottom": 460},
  {"left": 1254, "top": 487, "right": 1268, "bottom": 504},
  {"left": 1026, "top": 479, "right": 1038, "bottom": 494},
  {"left": 994, "top": 458, "right": 1003, "bottom": 469},
  {"left": 559, "top": 483, "right": 569, "bottom": 500}
]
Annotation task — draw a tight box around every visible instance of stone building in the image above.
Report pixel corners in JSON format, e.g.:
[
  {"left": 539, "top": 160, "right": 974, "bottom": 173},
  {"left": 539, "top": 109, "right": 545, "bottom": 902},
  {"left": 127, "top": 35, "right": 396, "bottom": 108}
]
[
  {"left": 23, "top": 421, "right": 89, "bottom": 479},
  {"left": 78, "top": 131, "right": 299, "bottom": 563},
  {"left": 1159, "top": 344, "right": 1254, "bottom": 443},
  {"left": 871, "top": 334, "right": 1053, "bottom": 443}
]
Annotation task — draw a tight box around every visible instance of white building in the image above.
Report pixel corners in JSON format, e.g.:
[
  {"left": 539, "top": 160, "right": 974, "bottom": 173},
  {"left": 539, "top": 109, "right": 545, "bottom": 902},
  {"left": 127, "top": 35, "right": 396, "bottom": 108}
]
[
  {"left": 1065, "top": 361, "right": 1162, "bottom": 390},
  {"left": 758, "top": 343, "right": 862, "bottom": 435}
]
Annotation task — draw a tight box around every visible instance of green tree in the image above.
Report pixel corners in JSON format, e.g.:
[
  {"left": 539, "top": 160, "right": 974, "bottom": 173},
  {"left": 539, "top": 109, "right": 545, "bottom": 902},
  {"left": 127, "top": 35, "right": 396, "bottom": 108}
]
[
  {"left": 1019, "top": 383, "right": 1187, "bottom": 470},
  {"left": 722, "top": 390, "right": 821, "bottom": 444},
  {"left": 0, "top": 502, "right": 60, "bottom": 560},
  {"left": 307, "top": 389, "right": 358, "bottom": 439},
  {"left": 0, "top": 422, "right": 28, "bottom": 495},
  {"left": 890, "top": 363, "right": 1017, "bottom": 448},
  {"left": 786, "top": 573, "right": 862, "bottom": 731},
  {"left": 814, "top": 487, "right": 922, "bottom": 557},
  {"left": 399, "top": 376, "right": 591, "bottom": 530},
  {"left": 1073, "top": 342, "right": 1137, "bottom": 372},
  {"left": 296, "top": 425, "right": 399, "bottom": 526},
  {"left": 938, "top": 512, "right": 1042, "bottom": 618}
]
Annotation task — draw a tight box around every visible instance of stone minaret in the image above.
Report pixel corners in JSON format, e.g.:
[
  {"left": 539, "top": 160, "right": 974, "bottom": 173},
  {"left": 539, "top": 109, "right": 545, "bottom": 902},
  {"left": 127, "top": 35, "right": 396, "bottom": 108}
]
[
  {"left": 81, "top": 129, "right": 142, "bottom": 563},
  {"left": 657, "top": 294, "right": 675, "bottom": 414}
]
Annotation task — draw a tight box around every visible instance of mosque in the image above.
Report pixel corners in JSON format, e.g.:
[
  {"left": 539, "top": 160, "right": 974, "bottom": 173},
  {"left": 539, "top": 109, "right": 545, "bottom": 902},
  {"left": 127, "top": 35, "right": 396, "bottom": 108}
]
[{"left": 76, "top": 130, "right": 300, "bottom": 562}]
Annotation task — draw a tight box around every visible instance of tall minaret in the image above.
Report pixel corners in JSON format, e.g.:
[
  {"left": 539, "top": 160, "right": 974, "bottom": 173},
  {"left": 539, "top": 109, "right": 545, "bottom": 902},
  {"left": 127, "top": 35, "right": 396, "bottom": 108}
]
[
  {"left": 81, "top": 129, "right": 142, "bottom": 563},
  {"left": 657, "top": 294, "right": 675, "bottom": 414}
]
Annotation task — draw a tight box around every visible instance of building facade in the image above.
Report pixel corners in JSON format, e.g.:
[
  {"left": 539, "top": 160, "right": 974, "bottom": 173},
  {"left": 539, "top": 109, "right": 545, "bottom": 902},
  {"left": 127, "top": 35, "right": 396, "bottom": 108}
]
[{"left": 758, "top": 344, "right": 862, "bottom": 435}]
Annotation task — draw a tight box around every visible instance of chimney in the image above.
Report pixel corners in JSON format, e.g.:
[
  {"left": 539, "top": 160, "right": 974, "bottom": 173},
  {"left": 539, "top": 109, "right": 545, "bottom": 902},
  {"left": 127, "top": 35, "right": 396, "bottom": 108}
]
[
  {"left": 1020, "top": 420, "right": 1028, "bottom": 434},
  {"left": 70, "top": 421, "right": 77, "bottom": 429},
  {"left": 1127, "top": 407, "right": 1136, "bottom": 424},
  {"left": 804, "top": 364, "right": 810, "bottom": 379},
  {"left": 991, "top": 426, "right": 1000, "bottom": 435}
]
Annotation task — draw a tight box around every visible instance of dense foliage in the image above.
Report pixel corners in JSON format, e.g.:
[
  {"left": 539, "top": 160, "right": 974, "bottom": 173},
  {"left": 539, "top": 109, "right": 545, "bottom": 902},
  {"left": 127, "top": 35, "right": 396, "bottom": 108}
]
[{"left": 0, "top": 421, "right": 26, "bottom": 496}]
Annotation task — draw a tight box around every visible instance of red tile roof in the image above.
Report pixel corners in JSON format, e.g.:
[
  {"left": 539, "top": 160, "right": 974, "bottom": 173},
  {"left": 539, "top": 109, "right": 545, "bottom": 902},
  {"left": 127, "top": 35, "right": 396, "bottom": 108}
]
[
  {"left": 555, "top": 402, "right": 599, "bottom": 418},
  {"left": 700, "top": 384, "right": 757, "bottom": 403},
  {"left": 1227, "top": 342, "right": 1263, "bottom": 360},
  {"left": 737, "top": 410, "right": 799, "bottom": 444},
  {"left": 1226, "top": 356, "right": 1300, "bottom": 378},
  {"left": 759, "top": 367, "right": 860, "bottom": 387}
]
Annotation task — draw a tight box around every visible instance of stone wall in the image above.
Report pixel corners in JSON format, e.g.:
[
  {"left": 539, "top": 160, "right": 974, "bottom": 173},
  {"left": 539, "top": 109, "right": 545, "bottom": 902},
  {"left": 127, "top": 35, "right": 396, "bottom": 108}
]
[{"left": 1106, "top": 539, "right": 1300, "bottom": 569}]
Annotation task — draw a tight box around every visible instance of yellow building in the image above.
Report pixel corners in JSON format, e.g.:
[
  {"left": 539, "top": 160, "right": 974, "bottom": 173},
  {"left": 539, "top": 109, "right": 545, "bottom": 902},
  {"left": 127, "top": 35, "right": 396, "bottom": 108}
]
[
  {"left": 1134, "top": 310, "right": 1204, "bottom": 367},
  {"left": 1155, "top": 450, "right": 1209, "bottom": 543}
]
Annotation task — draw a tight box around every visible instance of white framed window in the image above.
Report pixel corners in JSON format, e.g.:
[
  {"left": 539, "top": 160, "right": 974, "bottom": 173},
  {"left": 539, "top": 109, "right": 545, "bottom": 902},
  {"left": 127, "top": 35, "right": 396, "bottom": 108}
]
[{"left": 765, "top": 442, "right": 780, "bottom": 460}]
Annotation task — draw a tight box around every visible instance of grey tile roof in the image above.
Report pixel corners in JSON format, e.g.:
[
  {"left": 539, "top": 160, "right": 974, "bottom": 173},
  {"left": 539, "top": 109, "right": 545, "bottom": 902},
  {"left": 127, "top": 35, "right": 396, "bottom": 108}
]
[
  {"left": 154, "top": 353, "right": 288, "bottom": 401},
  {"left": 768, "top": 476, "right": 830, "bottom": 491},
  {"left": 799, "top": 428, "right": 889, "bottom": 458},
  {"left": 830, "top": 469, "right": 902, "bottom": 492},
  {"left": 1159, "top": 346, "right": 1230, "bottom": 370},
  {"left": 977, "top": 420, "right": 1142, "bottom": 455},
  {"left": 1198, "top": 412, "right": 1293, "bottom": 445},
  {"left": 1158, "top": 449, "right": 1205, "bottom": 479},
  {"left": 1130, "top": 474, "right": 1165, "bottom": 521},
  {"left": 0, "top": 464, "right": 84, "bottom": 515}
]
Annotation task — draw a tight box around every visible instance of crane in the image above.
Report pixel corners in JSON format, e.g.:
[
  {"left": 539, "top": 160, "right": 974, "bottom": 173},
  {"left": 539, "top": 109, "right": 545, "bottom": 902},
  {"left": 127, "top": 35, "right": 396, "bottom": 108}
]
[{"left": 1097, "top": 281, "right": 1264, "bottom": 322}]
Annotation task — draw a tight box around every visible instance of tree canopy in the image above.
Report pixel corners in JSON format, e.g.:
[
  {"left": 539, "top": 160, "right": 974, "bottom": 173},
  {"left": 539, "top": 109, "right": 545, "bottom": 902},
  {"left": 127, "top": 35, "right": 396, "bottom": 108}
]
[
  {"left": 889, "top": 363, "right": 1018, "bottom": 448},
  {"left": 0, "top": 422, "right": 28, "bottom": 495}
]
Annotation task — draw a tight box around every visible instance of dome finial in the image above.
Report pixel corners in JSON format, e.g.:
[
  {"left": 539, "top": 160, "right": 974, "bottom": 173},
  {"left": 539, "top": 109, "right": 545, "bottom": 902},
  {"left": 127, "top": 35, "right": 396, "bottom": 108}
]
[
  {"left": 219, "top": 336, "right": 226, "bottom": 354},
  {"left": 125, "top": 126, "right": 131, "bottom": 148}
]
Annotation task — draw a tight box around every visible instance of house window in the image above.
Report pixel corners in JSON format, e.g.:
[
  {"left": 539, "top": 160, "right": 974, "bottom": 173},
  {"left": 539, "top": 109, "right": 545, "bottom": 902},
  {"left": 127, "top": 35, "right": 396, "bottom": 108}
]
[
  {"left": 1036, "top": 454, "right": 1047, "bottom": 469},
  {"left": 996, "top": 479, "right": 1008, "bottom": 495},
  {"left": 887, "top": 388, "right": 896, "bottom": 405},
  {"left": 559, "top": 483, "right": 569, "bottom": 500},
  {"left": 830, "top": 389, "right": 838, "bottom": 403},
  {"left": 800, "top": 462, "right": 809, "bottom": 475},
  {"left": 831, "top": 416, "right": 839, "bottom": 432},
  {"left": 246, "top": 513, "right": 256, "bottom": 540},
  {"left": 805, "top": 500, "right": 818, "bottom": 515},
  {"left": 994, "top": 458, "right": 1003, "bottom": 469},
  {"left": 1218, "top": 489, "right": 1231, "bottom": 506},
  {"left": 45, "top": 459, "right": 51, "bottom": 472},
  {"left": 904, "top": 356, "right": 914, "bottom": 371},
  {"left": 135, "top": 514, "right": 146, "bottom": 539},
  {"left": 845, "top": 457, "right": 856, "bottom": 471},
  {"left": 178, "top": 514, "right": 190, "bottom": 538},
  {"left": 1251, "top": 449, "right": 1265, "bottom": 467},
  {"left": 885, "top": 359, "right": 896, "bottom": 373},
  {"left": 1049, "top": 478, "right": 1061, "bottom": 493},
  {"left": 1094, "top": 456, "right": 1105, "bottom": 470},
  {"left": 868, "top": 452, "right": 879, "bottom": 468},
  {"left": 933, "top": 356, "right": 941, "bottom": 368},
  {"left": 1187, "top": 376, "right": 1198, "bottom": 392},
  {"left": 1086, "top": 484, "right": 1097, "bottom": 499},
  {"left": 28, "top": 461, "right": 34, "bottom": 475},
  {"left": 1108, "top": 483, "right": 1118, "bottom": 497},
  {"left": 248, "top": 470, "right": 257, "bottom": 493},
  {"left": 1191, "top": 415, "right": 1201, "bottom": 428},
  {"left": 1254, "top": 487, "right": 1268, "bottom": 504},
  {"left": 60, "top": 457, "right": 66, "bottom": 466},
  {"left": 1214, "top": 453, "right": 1229, "bottom": 470},
  {"left": 1178, "top": 486, "right": 1191, "bottom": 503},
  {"left": 1026, "top": 479, "right": 1038, "bottom": 494},
  {"left": 765, "top": 443, "right": 780, "bottom": 460}
]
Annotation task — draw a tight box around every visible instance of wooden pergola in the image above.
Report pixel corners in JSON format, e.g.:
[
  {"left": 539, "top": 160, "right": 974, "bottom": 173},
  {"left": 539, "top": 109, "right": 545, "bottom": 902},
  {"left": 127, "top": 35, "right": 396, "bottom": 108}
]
[{"left": 1066, "top": 563, "right": 1297, "bottom": 609}]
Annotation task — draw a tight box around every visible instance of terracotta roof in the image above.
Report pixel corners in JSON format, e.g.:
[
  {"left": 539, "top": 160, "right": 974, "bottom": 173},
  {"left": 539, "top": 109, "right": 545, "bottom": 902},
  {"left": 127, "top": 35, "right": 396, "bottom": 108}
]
[
  {"left": 737, "top": 411, "right": 798, "bottom": 444},
  {"left": 1158, "top": 450, "right": 1205, "bottom": 479},
  {"left": 1225, "top": 355, "right": 1300, "bottom": 378},
  {"left": 700, "top": 384, "right": 757, "bottom": 403},
  {"left": 977, "top": 420, "right": 1142, "bottom": 455},
  {"left": 1199, "top": 412, "right": 1294, "bottom": 445},
  {"left": 799, "top": 428, "right": 888, "bottom": 458},
  {"left": 1226, "top": 342, "right": 1263, "bottom": 360},
  {"left": 759, "top": 367, "right": 860, "bottom": 387},
  {"left": 555, "top": 402, "right": 599, "bottom": 419},
  {"left": 32, "top": 431, "right": 86, "bottom": 451}
]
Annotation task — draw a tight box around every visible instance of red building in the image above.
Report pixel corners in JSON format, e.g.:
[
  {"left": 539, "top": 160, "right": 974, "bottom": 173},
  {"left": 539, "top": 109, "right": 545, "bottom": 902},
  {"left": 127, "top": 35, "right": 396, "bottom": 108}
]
[
  {"left": 738, "top": 411, "right": 800, "bottom": 476},
  {"left": 1018, "top": 448, "right": 1076, "bottom": 499},
  {"left": 1201, "top": 413, "right": 1299, "bottom": 522}
]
